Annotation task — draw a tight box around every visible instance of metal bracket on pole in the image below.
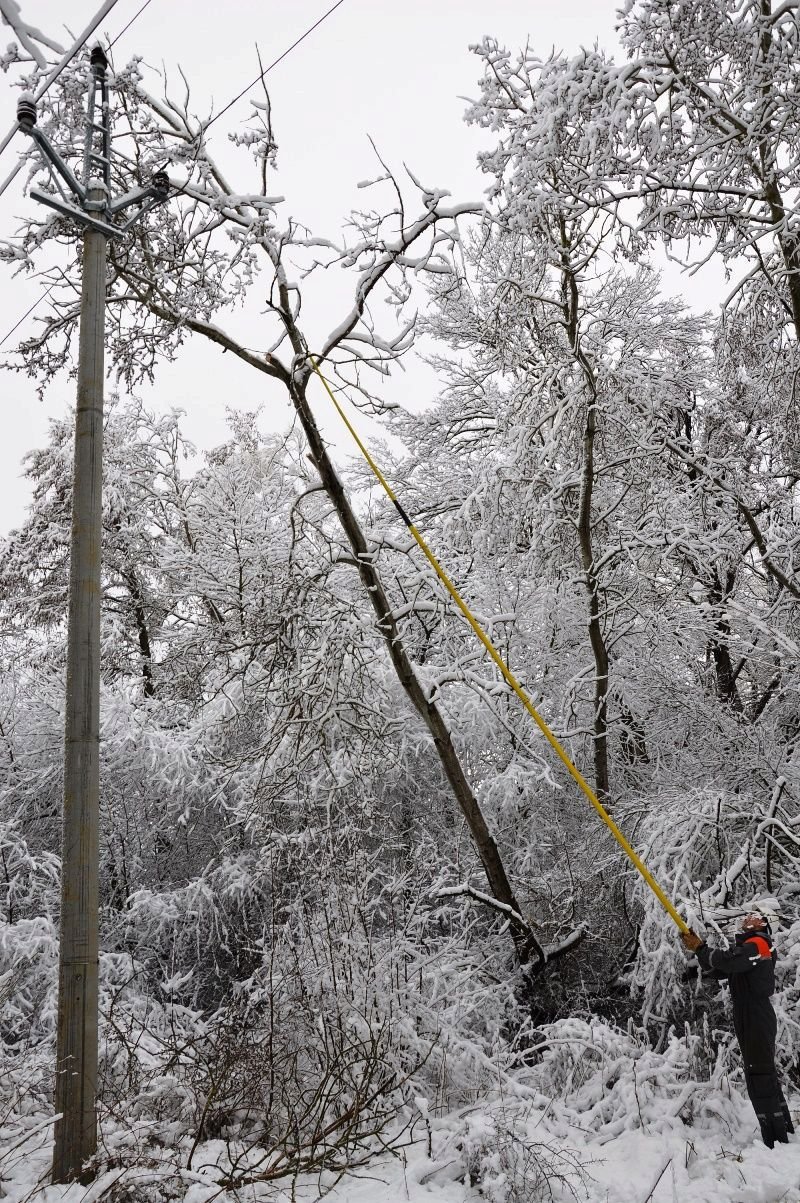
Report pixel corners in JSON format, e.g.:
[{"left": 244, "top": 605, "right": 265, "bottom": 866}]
[
  {"left": 19, "top": 120, "right": 85, "bottom": 202},
  {"left": 14, "top": 42, "right": 171, "bottom": 1187},
  {"left": 28, "top": 188, "right": 125, "bottom": 238},
  {"left": 27, "top": 180, "right": 171, "bottom": 238},
  {"left": 16, "top": 46, "right": 171, "bottom": 239}
]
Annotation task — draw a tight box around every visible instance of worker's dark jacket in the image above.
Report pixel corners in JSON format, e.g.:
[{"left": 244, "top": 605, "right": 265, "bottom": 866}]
[
  {"left": 696, "top": 931, "right": 789, "bottom": 1146},
  {"left": 696, "top": 931, "right": 776, "bottom": 1051}
]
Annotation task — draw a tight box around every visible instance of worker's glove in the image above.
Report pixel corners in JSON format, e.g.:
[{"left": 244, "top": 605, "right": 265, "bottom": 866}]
[{"left": 680, "top": 930, "right": 704, "bottom": 953}]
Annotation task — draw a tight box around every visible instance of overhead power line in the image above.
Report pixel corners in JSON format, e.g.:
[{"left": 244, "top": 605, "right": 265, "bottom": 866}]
[
  {"left": 108, "top": 0, "right": 154, "bottom": 50},
  {"left": 206, "top": 0, "right": 346, "bottom": 132},
  {"left": 0, "top": 0, "right": 158, "bottom": 353},
  {"left": 0, "top": 280, "right": 53, "bottom": 350}
]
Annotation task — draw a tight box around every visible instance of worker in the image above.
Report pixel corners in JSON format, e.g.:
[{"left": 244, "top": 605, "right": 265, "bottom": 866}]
[{"left": 682, "top": 913, "right": 793, "bottom": 1148}]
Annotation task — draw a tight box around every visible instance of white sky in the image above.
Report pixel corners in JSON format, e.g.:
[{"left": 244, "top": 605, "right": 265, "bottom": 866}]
[{"left": 0, "top": 0, "right": 623, "bottom": 531}]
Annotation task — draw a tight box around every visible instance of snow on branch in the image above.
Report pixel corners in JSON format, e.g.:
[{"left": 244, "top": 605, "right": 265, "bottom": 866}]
[
  {"left": 434, "top": 884, "right": 585, "bottom": 964},
  {"left": 700, "top": 778, "right": 788, "bottom": 910},
  {"left": 0, "top": 0, "right": 64, "bottom": 69}
]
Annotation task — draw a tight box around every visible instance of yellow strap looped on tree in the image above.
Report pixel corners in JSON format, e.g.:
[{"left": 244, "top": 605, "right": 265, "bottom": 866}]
[{"left": 309, "top": 358, "right": 689, "bottom": 935}]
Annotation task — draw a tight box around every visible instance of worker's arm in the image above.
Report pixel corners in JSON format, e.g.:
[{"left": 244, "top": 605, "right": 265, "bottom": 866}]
[{"left": 694, "top": 939, "right": 767, "bottom": 977}]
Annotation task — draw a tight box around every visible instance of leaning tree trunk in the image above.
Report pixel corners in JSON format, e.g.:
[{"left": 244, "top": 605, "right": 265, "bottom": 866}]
[{"left": 287, "top": 372, "right": 542, "bottom": 968}]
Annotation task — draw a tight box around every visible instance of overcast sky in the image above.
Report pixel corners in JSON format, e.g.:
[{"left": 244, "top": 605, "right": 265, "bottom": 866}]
[{"left": 0, "top": 0, "right": 623, "bottom": 532}]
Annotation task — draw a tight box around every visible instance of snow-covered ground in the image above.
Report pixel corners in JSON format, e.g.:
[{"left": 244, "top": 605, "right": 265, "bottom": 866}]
[
  {"left": 4, "top": 1101, "right": 800, "bottom": 1203},
  {"left": 341, "top": 1128, "right": 800, "bottom": 1203}
]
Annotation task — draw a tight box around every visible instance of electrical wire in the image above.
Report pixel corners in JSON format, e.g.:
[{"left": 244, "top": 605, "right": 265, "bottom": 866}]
[
  {"left": 0, "top": 281, "right": 54, "bottom": 350},
  {"left": 205, "top": 0, "right": 346, "bottom": 133},
  {"left": 161, "top": 0, "right": 342, "bottom": 243},
  {"left": 108, "top": 0, "right": 154, "bottom": 49},
  {"left": 33, "top": 0, "right": 122, "bottom": 101},
  {"left": 169, "top": 0, "right": 347, "bottom": 198}
]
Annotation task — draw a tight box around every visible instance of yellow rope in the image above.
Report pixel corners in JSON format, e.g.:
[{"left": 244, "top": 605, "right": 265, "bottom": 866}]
[{"left": 310, "top": 358, "right": 689, "bottom": 934}]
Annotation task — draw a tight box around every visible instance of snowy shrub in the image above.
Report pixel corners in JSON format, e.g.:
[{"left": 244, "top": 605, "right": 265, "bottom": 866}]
[
  {"left": 0, "top": 915, "right": 57, "bottom": 1049},
  {"left": 98, "top": 953, "right": 204, "bottom": 1133},
  {"left": 0, "top": 917, "right": 58, "bottom": 1119},
  {"left": 0, "top": 818, "right": 60, "bottom": 925},
  {"left": 116, "top": 852, "right": 273, "bottom": 1010},
  {"left": 83, "top": 856, "right": 454, "bottom": 1180},
  {"left": 90, "top": 934, "right": 415, "bottom": 1186},
  {"left": 429, "top": 1106, "right": 589, "bottom": 1203},
  {"left": 526, "top": 1018, "right": 744, "bottom": 1143},
  {"left": 0, "top": 821, "right": 60, "bottom": 1118}
]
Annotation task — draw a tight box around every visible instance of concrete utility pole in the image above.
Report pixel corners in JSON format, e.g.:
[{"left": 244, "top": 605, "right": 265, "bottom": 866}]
[{"left": 16, "top": 46, "right": 170, "bottom": 1184}]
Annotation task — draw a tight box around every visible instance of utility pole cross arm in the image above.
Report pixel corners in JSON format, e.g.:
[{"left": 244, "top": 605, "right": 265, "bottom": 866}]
[{"left": 28, "top": 188, "right": 124, "bottom": 238}]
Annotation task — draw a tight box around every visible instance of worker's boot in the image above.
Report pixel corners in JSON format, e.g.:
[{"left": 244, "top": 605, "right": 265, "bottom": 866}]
[
  {"left": 771, "top": 1109, "right": 789, "bottom": 1144},
  {"left": 757, "top": 1112, "right": 775, "bottom": 1149},
  {"left": 780, "top": 1100, "right": 794, "bottom": 1135},
  {"left": 749, "top": 1072, "right": 789, "bottom": 1148}
]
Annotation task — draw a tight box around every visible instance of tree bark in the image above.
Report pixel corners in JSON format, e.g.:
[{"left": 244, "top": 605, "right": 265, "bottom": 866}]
[
  {"left": 707, "top": 572, "right": 743, "bottom": 712},
  {"left": 756, "top": 0, "right": 800, "bottom": 342},
  {"left": 121, "top": 567, "right": 155, "bottom": 699},
  {"left": 561, "top": 251, "right": 611, "bottom": 803}
]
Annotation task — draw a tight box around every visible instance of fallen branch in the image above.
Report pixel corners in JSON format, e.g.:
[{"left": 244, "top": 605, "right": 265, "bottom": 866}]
[{"left": 434, "top": 884, "right": 586, "bottom": 965}]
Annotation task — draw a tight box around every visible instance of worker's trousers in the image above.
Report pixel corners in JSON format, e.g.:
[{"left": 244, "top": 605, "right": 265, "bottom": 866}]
[{"left": 734, "top": 997, "right": 793, "bottom": 1148}]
